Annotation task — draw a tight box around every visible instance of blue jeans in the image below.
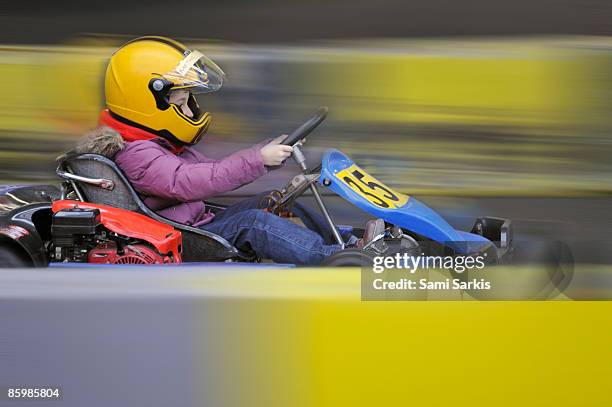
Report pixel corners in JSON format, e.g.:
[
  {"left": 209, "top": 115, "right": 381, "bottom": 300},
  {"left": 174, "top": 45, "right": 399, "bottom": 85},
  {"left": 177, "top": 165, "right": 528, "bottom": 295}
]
[{"left": 200, "top": 192, "right": 345, "bottom": 265}]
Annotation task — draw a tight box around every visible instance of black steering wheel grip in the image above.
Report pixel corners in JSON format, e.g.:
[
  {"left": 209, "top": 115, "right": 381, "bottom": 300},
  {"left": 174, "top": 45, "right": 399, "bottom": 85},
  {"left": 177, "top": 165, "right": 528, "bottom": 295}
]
[{"left": 280, "top": 106, "right": 328, "bottom": 146}]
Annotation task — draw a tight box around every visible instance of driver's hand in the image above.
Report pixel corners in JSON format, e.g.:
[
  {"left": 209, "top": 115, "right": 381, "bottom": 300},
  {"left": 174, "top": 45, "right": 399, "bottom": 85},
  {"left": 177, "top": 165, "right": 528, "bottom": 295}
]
[{"left": 260, "top": 135, "right": 293, "bottom": 166}]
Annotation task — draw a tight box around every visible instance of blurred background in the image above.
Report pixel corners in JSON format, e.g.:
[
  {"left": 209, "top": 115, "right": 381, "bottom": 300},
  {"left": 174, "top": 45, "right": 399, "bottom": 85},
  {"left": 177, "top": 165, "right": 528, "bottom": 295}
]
[
  {"left": 2, "top": 3, "right": 612, "bottom": 407},
  {"left": 2, "top": 0, "right": 612, "bottom": 260}
]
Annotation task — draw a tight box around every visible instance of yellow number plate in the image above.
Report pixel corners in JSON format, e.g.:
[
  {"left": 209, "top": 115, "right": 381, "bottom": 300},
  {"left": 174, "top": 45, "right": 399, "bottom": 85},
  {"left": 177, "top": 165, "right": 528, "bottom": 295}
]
[{"left": 335, "top": 164, "right": 409, "bottom": 209}]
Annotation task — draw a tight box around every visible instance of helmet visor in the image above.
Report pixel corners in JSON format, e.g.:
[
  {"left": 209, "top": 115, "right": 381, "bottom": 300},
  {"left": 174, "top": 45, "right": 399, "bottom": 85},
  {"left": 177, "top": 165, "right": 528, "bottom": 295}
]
[{"left": 162, "top": 50, "right": 225, "bottom": 94}]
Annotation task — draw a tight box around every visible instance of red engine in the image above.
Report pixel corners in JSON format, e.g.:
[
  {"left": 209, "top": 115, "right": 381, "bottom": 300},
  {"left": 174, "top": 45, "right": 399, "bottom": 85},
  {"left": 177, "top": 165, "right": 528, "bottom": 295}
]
[
  {"left": 88, "top": 242, "right": 172, "bottom": 264},
  {"left": 50, "top": 201, "right": 182, "bottom": 264}
]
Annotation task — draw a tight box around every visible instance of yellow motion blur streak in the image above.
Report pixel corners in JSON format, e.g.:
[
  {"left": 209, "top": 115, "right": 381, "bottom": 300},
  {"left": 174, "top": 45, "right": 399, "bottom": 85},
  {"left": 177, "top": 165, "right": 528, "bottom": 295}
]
[{"left": 188, "top": 267, "right": 612, "bottom": 407}]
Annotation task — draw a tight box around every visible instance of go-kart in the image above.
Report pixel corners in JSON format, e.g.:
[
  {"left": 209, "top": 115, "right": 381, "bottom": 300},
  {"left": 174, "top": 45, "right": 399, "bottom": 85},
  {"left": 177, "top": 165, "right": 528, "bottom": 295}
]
[{"left": 0, "top": 107, "right": 513, "bottom": 267}]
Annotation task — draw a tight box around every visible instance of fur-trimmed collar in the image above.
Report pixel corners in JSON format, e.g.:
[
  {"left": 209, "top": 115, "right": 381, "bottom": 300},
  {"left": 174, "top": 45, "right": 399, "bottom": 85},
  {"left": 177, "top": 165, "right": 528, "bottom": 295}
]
[{"left": 56, "top": 126, "right": 125, "bottom": 161}]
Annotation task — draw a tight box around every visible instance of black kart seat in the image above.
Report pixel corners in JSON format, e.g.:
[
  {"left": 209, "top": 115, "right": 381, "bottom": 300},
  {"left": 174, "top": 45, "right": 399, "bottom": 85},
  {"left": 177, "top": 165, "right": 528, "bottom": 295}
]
[{"left": 56, "top": 153, "right": 251, "bottom": 262}]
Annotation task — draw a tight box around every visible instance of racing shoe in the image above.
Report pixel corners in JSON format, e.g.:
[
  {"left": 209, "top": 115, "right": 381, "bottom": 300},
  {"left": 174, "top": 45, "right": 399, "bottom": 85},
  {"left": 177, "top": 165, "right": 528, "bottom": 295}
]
[{"left": 355, "top": 218, "right": 386, "bottom": 250}]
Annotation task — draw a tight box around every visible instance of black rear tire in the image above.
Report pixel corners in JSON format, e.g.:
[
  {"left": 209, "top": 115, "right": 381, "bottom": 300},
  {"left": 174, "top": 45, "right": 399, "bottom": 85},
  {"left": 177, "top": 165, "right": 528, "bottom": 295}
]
[{"left": 0, "top": 244, "right": 31, "bottom": 268}]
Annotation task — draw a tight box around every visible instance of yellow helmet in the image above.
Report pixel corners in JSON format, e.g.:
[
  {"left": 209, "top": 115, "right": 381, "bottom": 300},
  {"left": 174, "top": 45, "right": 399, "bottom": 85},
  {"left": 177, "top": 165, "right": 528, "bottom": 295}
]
[{"left": 104, "top": 36, "right": 225, "bottom": 145}]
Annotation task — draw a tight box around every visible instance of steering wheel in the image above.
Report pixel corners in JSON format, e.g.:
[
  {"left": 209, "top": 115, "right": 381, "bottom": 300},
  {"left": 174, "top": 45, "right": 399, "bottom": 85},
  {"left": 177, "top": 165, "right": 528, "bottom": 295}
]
[{"left": 280, "top": 106, "right": 328, "bottom": 146}]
